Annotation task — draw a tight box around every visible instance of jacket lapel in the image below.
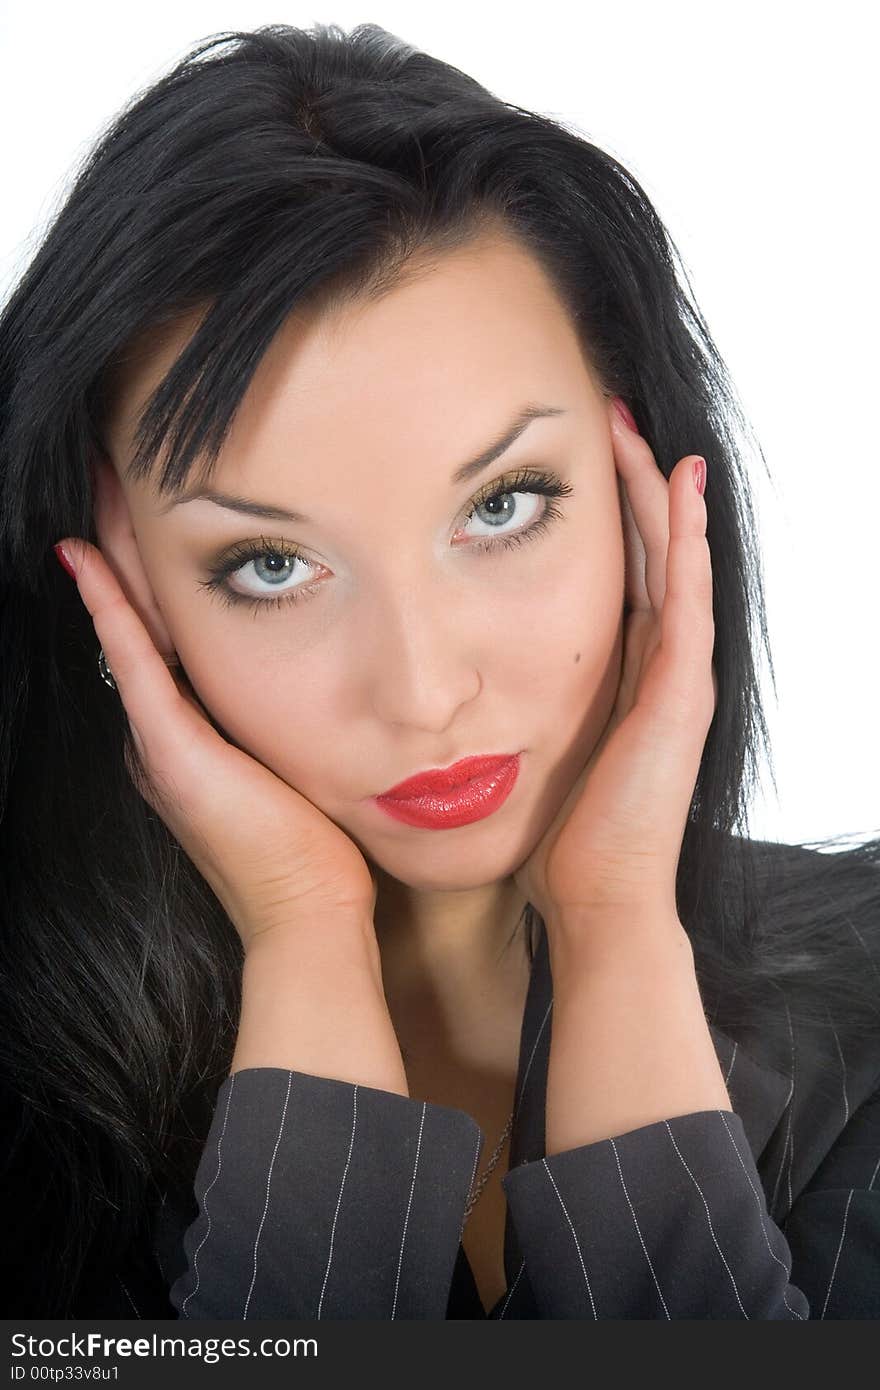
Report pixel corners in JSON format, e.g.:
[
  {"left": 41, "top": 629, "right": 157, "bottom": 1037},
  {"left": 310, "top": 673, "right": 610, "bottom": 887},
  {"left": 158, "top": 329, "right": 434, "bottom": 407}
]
[
  {"left": 705, "top": 1020, "right": 793, "bottom": 1158},
  {"left": 503, "top": 914, "right": 794, "bottom": 1277}
]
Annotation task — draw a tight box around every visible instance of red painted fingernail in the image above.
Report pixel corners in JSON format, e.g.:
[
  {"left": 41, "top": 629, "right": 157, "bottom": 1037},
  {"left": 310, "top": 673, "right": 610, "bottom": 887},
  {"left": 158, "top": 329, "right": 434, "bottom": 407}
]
[
  {"left": 692, "top": 457, "right": 706, "bottom": 495},
  {"left": 613, "top": 398, "right": 639, "bottom": 433},
  {"left": 53, "top": 541, "right": 78, "bottom": 580}
]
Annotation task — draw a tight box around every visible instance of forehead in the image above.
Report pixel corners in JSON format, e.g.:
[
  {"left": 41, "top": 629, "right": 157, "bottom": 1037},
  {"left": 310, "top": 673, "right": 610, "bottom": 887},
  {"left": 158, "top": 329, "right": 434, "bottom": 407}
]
[{"left": 101, "top": 232, "right": 594, "bottom": 486}]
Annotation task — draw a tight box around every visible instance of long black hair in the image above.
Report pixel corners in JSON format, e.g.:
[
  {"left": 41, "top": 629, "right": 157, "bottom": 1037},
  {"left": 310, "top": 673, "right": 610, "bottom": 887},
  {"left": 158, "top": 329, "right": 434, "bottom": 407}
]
[{"left": 1, "top": 21, "right": 878, "bottom": 1317}]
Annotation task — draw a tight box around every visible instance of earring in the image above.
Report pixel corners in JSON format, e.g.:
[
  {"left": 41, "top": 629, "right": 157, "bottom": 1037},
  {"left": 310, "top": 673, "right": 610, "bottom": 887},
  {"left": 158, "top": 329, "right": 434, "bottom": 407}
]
[
  {"left": 97, "top": 646, "right": 180, "bottom": 689},
  {"left": 97, "top": 647, "right": 117, "bottom": 691}
]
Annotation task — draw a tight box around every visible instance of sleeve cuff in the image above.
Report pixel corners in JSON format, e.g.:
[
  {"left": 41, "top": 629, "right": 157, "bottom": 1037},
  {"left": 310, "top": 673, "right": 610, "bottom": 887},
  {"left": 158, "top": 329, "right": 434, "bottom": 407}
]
[
  {"left": 502, "top": 1107, "right": 810, "bottom": 1319},
  {"left": 171, "top": 1067, "right": 483, "bottom": 1320}
]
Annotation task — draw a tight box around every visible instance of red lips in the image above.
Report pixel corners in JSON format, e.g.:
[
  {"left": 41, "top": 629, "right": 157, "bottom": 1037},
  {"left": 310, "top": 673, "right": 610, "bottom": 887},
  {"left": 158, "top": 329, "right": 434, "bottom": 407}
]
[{"left": 378, "top": 754, "right": 516, "bottom": 801}]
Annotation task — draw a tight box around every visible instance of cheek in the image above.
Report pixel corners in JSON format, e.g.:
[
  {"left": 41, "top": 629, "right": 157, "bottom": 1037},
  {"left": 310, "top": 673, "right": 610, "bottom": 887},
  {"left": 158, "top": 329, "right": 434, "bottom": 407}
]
[
  {"left": 531, "top": 591, "right": 624, "bottom": 765},
  {"left": 511, "top": 571, "right": 624, "bottom": 856},
  {"left": 139, "top": 543, "right": 329, "bottom": 770},
  {"left": 504, "top": 514, "right": 625, "bottom": 720},
  {"left": 181, "top": 642, "right": 339, "bottom": 788}
]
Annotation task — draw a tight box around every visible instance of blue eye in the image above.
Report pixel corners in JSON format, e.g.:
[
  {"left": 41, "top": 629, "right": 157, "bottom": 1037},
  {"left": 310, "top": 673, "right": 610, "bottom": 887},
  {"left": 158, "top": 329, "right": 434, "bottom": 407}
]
[
  {"left": 460, "top": 472, "right": 569, "bottom": 550},
  {"left": 197, "top": 539, "right": 317, "bottom": 614},
  {"left": 198, "top": 466, "right": 573, "bottom": 614}
]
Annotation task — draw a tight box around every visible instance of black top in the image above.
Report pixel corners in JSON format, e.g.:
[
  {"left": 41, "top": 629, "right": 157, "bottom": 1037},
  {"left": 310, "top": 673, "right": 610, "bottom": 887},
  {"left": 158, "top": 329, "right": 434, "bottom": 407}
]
[{"left": 88, "top": 855, "right": 880, "bottom": 1321}]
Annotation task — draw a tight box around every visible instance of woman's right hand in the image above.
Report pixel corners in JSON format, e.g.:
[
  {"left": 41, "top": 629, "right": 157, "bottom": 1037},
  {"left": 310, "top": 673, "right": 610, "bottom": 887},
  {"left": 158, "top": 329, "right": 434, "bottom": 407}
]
[{"left": 55, "top": 537, "right": 379, "bottom": 956}]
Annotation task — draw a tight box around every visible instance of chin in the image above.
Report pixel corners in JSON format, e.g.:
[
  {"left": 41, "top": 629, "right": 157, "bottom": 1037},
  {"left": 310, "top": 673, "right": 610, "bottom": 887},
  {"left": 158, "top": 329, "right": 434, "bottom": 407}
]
[{"left": 346, "top": 819, "right": 536, "bottom": 895}]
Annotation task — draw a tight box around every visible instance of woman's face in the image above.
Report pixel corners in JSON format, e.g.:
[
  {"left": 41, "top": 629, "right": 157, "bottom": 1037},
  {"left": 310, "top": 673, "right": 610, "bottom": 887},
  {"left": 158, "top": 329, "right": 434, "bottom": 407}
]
[{"left": 100, "top": 232, "right": 626, "bottom": 892}]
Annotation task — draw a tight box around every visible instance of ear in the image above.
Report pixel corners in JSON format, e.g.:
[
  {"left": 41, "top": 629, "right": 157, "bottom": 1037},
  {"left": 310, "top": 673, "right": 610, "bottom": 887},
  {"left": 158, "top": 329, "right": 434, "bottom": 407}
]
[{"left": 90, "top": 447, "right": 180, "bottom": 665}]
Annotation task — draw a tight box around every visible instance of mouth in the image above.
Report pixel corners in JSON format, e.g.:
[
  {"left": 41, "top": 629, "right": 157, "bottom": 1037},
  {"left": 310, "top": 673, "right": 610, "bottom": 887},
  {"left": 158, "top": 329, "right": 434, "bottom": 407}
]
[{"left": 374, "top": 753, "right": 522, "bottom": 830}]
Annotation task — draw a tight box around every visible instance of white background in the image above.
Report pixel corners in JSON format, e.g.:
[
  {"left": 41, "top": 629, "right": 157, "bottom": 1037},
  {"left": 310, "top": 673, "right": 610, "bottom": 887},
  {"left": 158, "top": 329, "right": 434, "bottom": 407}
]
[{"left": 2, "top": 1, "right": 876, "bottom": 848}]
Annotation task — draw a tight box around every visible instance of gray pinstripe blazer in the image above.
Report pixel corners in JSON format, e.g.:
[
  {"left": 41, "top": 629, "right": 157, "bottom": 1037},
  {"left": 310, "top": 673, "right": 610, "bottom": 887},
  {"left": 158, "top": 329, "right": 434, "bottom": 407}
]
[{"left": 133, "top": 845, "right": 880, "bottom": 1321}]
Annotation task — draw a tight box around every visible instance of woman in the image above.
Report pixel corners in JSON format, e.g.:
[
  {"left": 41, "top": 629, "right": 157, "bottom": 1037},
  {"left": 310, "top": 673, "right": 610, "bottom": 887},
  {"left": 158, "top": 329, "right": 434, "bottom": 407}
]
[{"left": 1, "top": 22, "right": 878, "bottom": 1320}]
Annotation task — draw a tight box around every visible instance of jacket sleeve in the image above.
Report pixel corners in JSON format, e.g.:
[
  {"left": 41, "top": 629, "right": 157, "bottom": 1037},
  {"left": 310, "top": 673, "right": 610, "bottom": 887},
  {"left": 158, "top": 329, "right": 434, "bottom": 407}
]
[
  {"left": 169, "top": 1066, "right": 482, "bottom": 1320},
  {"left": 501, "top": 1106, "right": 814, "bottom": 1318}
]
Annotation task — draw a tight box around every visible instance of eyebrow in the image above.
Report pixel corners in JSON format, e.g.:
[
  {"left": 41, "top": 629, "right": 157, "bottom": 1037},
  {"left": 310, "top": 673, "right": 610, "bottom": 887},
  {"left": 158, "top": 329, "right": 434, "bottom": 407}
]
[{"left": 156, "top": 403, "right": 569, "bottom": 522}]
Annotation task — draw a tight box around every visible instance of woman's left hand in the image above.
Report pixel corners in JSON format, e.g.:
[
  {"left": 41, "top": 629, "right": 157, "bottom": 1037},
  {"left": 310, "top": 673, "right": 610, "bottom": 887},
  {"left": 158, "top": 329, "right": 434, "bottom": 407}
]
[{"left": 513, "top": 400, "right": 718, "bottom": 930}]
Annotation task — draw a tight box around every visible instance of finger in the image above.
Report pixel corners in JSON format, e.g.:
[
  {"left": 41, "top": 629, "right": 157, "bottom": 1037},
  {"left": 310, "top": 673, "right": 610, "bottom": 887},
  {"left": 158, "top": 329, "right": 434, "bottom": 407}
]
[
  {"left": 609, "top": 402, "right": 671, "bottom": 612},
  {"left": 652, "top": 455, "right": 716, "bottom": 728}
]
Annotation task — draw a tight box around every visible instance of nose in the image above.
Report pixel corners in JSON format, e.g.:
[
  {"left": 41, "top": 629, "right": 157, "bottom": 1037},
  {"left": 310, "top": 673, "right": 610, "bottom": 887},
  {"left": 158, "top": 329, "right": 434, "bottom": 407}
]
[{"left": 359, "top": 578, "right": 482, "bottom": 732}]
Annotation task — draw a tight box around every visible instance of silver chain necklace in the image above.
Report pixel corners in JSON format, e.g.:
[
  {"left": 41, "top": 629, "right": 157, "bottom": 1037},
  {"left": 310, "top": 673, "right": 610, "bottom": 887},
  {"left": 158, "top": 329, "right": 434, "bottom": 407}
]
[{"left": 462, "top": 1107, "right": 514, "bottom": 1224}]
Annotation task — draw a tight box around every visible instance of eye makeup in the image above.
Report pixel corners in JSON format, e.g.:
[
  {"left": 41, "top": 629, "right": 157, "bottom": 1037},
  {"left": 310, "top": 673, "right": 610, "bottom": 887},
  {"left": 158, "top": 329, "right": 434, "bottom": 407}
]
[{"left": 196, "top": 465, "right": 574, "bottom": 615}]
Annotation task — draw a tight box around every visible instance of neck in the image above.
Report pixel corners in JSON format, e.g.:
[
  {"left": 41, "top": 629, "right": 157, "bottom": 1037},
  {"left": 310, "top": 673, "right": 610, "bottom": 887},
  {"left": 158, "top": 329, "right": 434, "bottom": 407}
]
[{"left": 372, "top": 868, "right": 530, "bottom": 1001}]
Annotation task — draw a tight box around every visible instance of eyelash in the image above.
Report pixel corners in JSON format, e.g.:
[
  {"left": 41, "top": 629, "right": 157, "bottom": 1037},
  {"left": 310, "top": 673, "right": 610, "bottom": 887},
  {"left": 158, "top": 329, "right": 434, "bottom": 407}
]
[{"left": 197, "top": 466, "right": 574, "bottom": 615}]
